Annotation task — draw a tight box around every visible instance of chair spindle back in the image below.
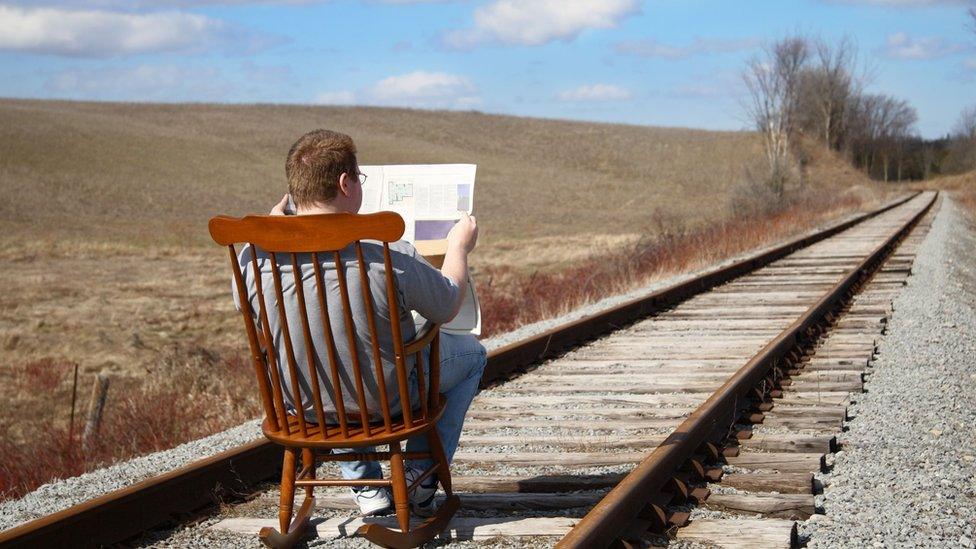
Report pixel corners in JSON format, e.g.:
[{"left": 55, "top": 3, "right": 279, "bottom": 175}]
[{"left": 210, "top": 212, "right": 439, "bottom": 442}]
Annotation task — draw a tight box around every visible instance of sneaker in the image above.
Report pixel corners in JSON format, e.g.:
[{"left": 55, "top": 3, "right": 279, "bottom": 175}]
[
  {"left": 351, "top": 486, "right": 392, "bottom": 516},
  {"left": 404, "top": 466, "right": 438, "bottom": 515}
]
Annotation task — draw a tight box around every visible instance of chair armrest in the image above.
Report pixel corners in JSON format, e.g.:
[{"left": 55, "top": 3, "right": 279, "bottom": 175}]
[{"left": 404, "top": 321, "right": 440, "bottom": 356}]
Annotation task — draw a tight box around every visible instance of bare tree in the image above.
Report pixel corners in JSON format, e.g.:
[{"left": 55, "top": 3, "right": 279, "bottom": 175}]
[
  {"left": 956, "top": 106, "right": 976, "bottom": 141},
  {"left": 742, "top": 36, "right": 810, "bottom": 193},
  {"left": 871, "top": 95, "right": 917, "bottom": 181},
  {"left": 953, "top": 105, "right": 976, "bottom": 170},
  {"left": 809, "top": 37, "right": 859, "bottom": 149},
  {"left": 844, "top": 93, "right": 917, "bottom": 180}
]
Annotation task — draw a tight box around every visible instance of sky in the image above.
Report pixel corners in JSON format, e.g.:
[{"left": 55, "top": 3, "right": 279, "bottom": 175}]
[{"left": 0, "top": 0, "right": 973, "bottom": 138}]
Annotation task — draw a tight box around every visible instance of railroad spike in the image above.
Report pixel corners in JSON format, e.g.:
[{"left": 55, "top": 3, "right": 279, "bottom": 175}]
[
  {"left": 636, "top": 503, "right": 669, "bottom": 533},
  {"left": 666, "top": 477, "right": 689, "bottom": 504},
  {"left": 683, "top": 458, "right": 706, "bottom": 480},
  {"left": 701, "top": 442, "right": 722, "bottom": 462}
]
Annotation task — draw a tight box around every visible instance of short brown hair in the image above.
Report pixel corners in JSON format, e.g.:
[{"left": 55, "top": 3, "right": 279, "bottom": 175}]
[{"left": 285, "top": 129, "right": 358, "bottom": 206}]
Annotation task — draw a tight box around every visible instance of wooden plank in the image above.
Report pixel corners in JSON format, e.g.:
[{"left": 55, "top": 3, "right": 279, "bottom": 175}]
[
  {"left": 721, "top": 472, "right": 814, "bottom": 494},
  {"left": 800, "top": 360, "right": 867, "bottom": 372},
  {"left": 472, "top": 393, "right": 708, "bottom": 408},
  {"left": 453, "top": 451, "right": 645, "bottom": 468},
  {"left": 739, "top": 433, "right": 834, "bottom": 453},
  {"left": 764, "top": 405, "right": 847, "bottom": 418},
  {"left": 531, "top": 364, "right": 743, "bottom": 375},
  {"left": 520, "top": 372, "right": 744, "bottom": 383},
  {"left": 726, "top": 452, "right": 825, "bottom": 473},
  {"left": 458, "top": 432, "right": 833, "bottom": 453},
  {"left": 452, "top": 474, "right": 625, "bottom": 493},
  {"left": 459, "top": 434, "right": 659, "bottom": 450},
  {"left": 759, "top": 415, "right": 843, "bottom": 431},
  {"left": 460, "top": 432, "right": 834, "bottom": 453},
  {"left": 783, "top": 381, "right": 862, "bottom": 392},
  {"left": 704, "top": 493, "right": 815, "bottom": 519},
  {"left": 676, "top": 517, "right": 797, "bottom": 548},
  {"left": 509, "top": 384, "right": 724, "bottom": 395},
  {"left": 590, "top": 335, "right": 775, "bottom": 343},
  {"left": 210, "top": 516, "right": 577, "bottom": 539},
  {"left": 465, "top": 407, "right": 694, "bottom": 421},
  {"left": 462, "top": 418, "right": 679, "bottom": 431},
  {"left": 309, "top": 491, "right": 606, "bottom": 512},
  {"left": 784, "top": 370, "right": 863, "bottom": 383},
  {"left": 778, "top": 392, "right": 851, "bottom": 406}
]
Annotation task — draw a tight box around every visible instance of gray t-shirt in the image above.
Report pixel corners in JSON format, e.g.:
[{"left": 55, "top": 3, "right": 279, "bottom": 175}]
[{"left": 234, "top": 240, "right": 459, "bottom": 424}]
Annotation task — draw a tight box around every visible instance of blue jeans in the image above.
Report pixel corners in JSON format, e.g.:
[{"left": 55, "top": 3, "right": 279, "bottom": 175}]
[{"left": 338, "top": 332, "right": 487, "bottom": 480}]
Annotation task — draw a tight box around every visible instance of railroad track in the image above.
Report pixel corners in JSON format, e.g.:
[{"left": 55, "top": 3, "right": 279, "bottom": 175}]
[{"left": 0, "top": 191, "right": 937, "bottom": 548}]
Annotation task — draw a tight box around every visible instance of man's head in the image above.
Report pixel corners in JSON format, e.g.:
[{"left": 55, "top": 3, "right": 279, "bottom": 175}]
[{"left": 285, "top": 129, "right": 362, "bottom": 213}]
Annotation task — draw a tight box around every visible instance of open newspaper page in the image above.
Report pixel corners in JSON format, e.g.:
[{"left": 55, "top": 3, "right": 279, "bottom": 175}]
[{"left": 359, "top": 164, "right": 481, "bottom": 336}]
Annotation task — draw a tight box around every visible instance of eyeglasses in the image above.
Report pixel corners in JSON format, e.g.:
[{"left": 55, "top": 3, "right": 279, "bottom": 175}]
[{"left": 357, "top": 172, "right": 368, "bottom": 185}]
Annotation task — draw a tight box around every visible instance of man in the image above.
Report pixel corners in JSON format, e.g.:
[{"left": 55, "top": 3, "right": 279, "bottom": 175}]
[{"left": 241, "top": 129, "right": 486, "bottom": 516}]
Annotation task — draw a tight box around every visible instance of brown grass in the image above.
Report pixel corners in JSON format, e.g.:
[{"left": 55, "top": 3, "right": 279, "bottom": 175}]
[
  {"left": 0, "top": 98, "right": 765, "bottom": 258},
  {"left": 0, "top": 99, "right": 895, "bottom": 500},
  {"left": 0, "top": 346, "right": 256, "bottom": 499},
  {"left": 916, "top": 170, "right": 976, "bottom": 220}
]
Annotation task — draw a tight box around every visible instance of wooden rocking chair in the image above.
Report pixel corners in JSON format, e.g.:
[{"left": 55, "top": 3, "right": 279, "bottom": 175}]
[{"left": 209, "top": 211, "right": 459, "bottom": 549}]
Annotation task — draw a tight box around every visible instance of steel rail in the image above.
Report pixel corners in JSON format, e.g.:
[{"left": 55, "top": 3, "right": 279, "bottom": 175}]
[
  {"left": 0, "top": 192, "right": 921, "bottom": 548},
  {"left": 556, "top": 191, "right": 937, "bottom": 549}
]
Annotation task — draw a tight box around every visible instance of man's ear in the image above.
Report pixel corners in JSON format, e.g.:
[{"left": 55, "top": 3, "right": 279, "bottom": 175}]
[{"left": 337, "top": 172, "right": 351, "bottom": 197}]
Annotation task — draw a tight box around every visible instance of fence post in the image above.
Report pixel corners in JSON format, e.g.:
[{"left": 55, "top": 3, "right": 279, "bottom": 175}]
[
  {"left": 69, "top": 363, "right": 79, "bottom": 442},
  {"left": 82, "top": 373, "right": 110, "bottom": 453}
]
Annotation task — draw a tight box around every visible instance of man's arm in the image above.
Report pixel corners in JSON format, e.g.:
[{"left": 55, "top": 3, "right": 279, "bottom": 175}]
[{"left": 439, "top": 212, "right": 478, "bottom": 320}]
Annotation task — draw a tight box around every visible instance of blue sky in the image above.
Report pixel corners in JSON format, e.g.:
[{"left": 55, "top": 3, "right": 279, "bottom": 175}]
[{"left": 0, "top": 0, "right": 973, "bottom": 137}]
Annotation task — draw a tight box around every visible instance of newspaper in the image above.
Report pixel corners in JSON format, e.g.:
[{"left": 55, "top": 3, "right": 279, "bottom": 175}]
[{"left": 359, "top": 164, "right": 481, "bottom": 336}]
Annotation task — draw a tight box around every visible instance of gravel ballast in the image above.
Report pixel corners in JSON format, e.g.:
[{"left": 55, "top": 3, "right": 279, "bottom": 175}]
[
  {"left": 0, "top": 420, "right": 262, "bottom": 531},
  {"left": 802, "top": 197, "right": 976, "bottom": 548}
]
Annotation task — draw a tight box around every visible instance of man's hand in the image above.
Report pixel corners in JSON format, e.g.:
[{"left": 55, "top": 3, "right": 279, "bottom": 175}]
[
  {"left": 447, "top": 212, "right": 478, "bottom": 253},
  {"left": 269, "top": 194, "right": 289, "bottom": 216}
]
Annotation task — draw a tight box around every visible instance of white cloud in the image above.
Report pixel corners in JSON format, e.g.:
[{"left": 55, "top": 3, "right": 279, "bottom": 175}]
[
  {"left": 369, "top": 70, "right": 480, "bottom": 108},
  {"left": 557, "top": 84, "right": 632, "bottom": 102},
  {"left": 314, "top": 90, "right": 357, "bottom": 105},
  {"left": 0, "top": 5, "right": 263, "bottom": 57},
  {"left": 313, "top": 71, "right": 482, "bottom": 109},
  {"left": 615, "top": 37, "right": 759, "bottom": 59},
  {"left": 879, "top": 32, "right": 969, "bottom": 59},
  {"left": 444, "top": 0, "right": 640, "bottom": 48},
  {"left": 46, "top": 64, "right": 232, "bottom": 100}
]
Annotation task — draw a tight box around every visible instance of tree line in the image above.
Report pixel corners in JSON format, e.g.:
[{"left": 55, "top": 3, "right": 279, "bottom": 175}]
[{"left": 743, "top": 29, "right": 976, "bottom": 187}]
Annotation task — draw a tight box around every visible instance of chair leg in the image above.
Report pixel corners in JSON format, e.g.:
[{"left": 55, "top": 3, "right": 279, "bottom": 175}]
[
  {"left": 278, "top": 447, "right": 298, "bottom": 533},
  {"left": 259, "top": 446, "right": 314, "bottom": 549},
  {"left": 426, "top": 429, "right": 453, "bottom": 496},
  {"left": 301, "top": 448, "right": 315, "bottom": 500},
  {"left": 388, "top": 441, "right": 411, "bottom": 534}
]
